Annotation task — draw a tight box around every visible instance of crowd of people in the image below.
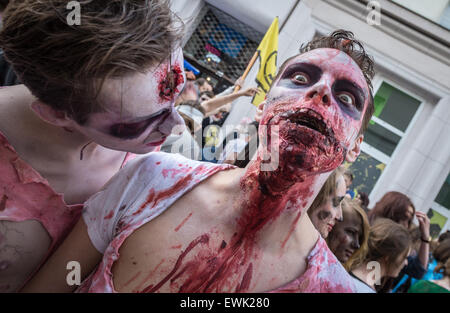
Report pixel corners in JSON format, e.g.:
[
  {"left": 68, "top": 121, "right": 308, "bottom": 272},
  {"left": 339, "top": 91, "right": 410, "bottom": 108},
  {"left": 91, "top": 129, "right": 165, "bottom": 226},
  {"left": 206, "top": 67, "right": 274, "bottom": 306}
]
[{"left": 0, "top": 0, "right": 448, "bottom": 294}]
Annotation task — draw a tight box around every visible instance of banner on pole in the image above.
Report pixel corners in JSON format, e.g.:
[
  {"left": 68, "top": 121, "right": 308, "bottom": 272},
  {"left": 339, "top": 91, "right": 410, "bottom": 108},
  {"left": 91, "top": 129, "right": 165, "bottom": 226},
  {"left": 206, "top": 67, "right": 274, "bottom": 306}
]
[{"left": 252, "top": 17, "right": 279, "bottom": 106}]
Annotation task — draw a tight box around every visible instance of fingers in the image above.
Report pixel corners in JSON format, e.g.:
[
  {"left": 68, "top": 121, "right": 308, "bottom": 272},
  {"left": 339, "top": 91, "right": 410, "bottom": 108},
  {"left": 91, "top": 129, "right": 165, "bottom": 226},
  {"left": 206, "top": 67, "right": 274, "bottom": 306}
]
[
  {"left": 254, "top": 102, "right": 265, "bottom": 123},
  {"left": 235, "top": 77, "right": 244, "bottom": 87}
]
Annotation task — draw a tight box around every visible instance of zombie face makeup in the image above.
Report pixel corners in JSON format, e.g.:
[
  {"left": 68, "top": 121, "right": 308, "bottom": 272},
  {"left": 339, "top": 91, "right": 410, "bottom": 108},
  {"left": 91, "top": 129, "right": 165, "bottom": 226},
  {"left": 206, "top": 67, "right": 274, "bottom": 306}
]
[
  {"left": 328, "top": 208, "right": 363, "bottom": 263},
  {"left": 310, "top": 175, "right": 346, "bottom": 238},
  {"left": 71, "top": 47, "right": 186, "bottom": 154},
  {"left": 259, "top": 48, "right": 370, "bottom": 179}
]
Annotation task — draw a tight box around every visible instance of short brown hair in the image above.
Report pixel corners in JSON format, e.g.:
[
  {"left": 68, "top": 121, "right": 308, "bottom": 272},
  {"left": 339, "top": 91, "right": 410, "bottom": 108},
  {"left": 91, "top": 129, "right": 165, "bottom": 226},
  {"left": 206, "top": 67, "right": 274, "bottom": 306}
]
[
  {"left": 0, "top": 0, "right": 183, "bottom": 124},
  {"left": 274, "top": 30, "right": 375, "bottom": 135}
]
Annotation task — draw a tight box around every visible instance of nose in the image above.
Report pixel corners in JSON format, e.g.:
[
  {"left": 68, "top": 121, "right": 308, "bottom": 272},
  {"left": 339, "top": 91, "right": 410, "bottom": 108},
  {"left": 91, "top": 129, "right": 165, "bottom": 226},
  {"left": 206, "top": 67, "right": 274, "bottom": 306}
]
[
  {"left": 351, "top": 237, "right": 360, "bottom": 250},
  {"left": 158, "top": 108, "right": 185, "bottom": 136},
  {"left": 306, "top": 81, "right": 331, "bottom": 106},
  {"left": 336, "top": 205, "right": 343, "bottom": 222}
]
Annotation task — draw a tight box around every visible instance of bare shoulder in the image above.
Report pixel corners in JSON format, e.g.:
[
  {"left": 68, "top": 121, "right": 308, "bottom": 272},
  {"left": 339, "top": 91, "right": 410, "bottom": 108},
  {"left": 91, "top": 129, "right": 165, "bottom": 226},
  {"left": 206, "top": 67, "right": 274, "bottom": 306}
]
[{"left": 111, "top": 166, "right": 242, "bottom": 292}]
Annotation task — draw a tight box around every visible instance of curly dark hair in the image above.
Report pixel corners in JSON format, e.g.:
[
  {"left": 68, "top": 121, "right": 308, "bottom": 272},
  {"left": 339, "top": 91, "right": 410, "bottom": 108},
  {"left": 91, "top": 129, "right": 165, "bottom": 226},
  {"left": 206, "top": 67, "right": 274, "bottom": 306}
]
[
  {"left": 274, "top": 30, "right": 375, "bottom": 135},
  {"left": 0, "top": 0, "right": 184, "bottom": 124}
]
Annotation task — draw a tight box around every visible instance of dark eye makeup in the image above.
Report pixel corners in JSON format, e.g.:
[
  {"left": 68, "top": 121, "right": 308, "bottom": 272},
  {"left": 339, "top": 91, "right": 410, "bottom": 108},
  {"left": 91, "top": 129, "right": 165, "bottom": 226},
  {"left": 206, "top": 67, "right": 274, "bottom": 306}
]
[
  {"left": 332, "top": 80, "right": 365, "bottom": 120},
  {"left": 109, "top": 108, "right": 171, "bottom": 139},
  {"left": 279, "top": 63, "right": 322, "bottom": 87}
]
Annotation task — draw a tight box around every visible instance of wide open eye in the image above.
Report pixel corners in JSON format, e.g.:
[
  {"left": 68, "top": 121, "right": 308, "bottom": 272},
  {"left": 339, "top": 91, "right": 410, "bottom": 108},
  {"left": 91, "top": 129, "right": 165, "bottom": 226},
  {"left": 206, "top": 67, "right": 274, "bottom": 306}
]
[
  {"left": 337, "top": 92, "right": 356, "bottom": 107},
  {"left": 291, "top": 72, "right": 310, "bottom": 85}
]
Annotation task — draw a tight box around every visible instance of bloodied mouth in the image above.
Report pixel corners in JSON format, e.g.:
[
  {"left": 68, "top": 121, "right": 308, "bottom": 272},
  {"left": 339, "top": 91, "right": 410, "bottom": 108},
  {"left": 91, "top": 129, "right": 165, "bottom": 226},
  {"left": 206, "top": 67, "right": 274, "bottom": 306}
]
[
  {"left": 263, "top": 106, "right": 345, "bottom": 176},
  {"left": 280, "top": 109, "right": 333, "bottom": 139}
]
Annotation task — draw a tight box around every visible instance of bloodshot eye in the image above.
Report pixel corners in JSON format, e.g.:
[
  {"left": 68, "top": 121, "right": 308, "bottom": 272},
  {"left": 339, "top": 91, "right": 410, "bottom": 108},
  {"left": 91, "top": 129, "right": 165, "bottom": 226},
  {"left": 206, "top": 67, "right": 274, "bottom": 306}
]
[
  {"left": 337, "top": 92, "right": 355, "bottom": 106},
  {"left": 291, "top": 72, "right": 310, "bottom": 85}
]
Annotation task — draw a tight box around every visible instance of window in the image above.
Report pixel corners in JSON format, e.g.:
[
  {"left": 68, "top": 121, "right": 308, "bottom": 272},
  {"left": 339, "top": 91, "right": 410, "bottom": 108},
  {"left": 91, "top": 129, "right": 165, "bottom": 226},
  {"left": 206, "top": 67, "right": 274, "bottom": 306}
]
[
  {"left": 428, "top": 173, "right": 450, "bottom": 238},
  {"left": 345, "top": 81, "right": 422, "bottom": 196}
]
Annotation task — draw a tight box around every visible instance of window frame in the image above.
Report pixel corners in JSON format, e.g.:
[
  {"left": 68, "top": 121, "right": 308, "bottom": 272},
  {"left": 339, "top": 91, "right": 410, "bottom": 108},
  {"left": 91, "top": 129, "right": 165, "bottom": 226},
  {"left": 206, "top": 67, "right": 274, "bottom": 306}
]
[{"left": 359, "top": 75, "right": 425, "bottom": 197}]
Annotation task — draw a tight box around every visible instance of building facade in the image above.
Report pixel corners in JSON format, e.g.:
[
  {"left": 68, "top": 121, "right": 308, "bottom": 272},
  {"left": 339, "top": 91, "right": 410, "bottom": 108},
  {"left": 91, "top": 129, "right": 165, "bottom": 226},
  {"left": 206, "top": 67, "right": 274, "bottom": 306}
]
[{"left": 172, "top": 0, "right": 450, "bottom": 237}]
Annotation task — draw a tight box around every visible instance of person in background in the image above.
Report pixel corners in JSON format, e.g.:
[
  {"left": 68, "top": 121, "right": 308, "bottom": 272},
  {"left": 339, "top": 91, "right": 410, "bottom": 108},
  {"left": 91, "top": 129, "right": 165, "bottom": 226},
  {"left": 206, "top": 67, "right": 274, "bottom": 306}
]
[
  {"left": 195, "top": 77, "right": 213, "bottom": 94},
  {"left": 327, "top": 198, "right": 370, "bottom": 272},
  {"left": 308, "top": 170, "right": 346, "bottom": 239},
  {"left": 368, "top": 191, "right": 431, "bottom": 292},
  {"left": 349, "top": 218, "right": 412, "bottom": 293},
  {"left": 355, "top": 191, "right": 369, "bottom": 214},
  {"left": 343, "top": 170, "right": 355, "bottom": 199},
  {"left": 232, "top": 121, "right": 260, "bottom": 168},
  {"left": 408, "top": 238, "right": 450, "bottom": 293},
  {"left": 175, "top": 80, "right": 198, "bottom": 106},
  {"left": 393, "top": 229, "right": 450, "bottom": 292},
  {"left": 201, "top": 87, "right": 259, "bottom": 163},
  {"left": 160, "top": 100, "right": 204, "bottom": 160}
]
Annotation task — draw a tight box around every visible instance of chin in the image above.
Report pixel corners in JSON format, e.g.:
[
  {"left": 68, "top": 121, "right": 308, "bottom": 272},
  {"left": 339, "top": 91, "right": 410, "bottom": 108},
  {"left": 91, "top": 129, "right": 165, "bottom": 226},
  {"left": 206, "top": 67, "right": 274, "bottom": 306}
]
[{"left": 264, "top": 109, "right": 346, "bottom": 176}]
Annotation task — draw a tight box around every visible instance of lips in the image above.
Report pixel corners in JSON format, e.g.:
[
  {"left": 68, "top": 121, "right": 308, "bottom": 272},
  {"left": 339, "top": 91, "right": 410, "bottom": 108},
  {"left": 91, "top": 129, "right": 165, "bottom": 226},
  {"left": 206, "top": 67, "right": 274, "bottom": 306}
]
[
  {"left": 146, "top": 137, "right": 167, "bottom": 147},
  {"left": 327, "top": 223, "right": 334, "bottom": 232},
  {"left": 344, "top": 249, "right": 355, "bottom": 258}
]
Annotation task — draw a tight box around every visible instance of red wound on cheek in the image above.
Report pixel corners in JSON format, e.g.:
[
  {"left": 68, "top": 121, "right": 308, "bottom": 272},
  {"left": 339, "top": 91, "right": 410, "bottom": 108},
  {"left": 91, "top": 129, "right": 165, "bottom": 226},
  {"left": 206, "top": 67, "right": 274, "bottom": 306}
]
[{"left": 158, "top": 65, "right": 184, "bottom": 102}]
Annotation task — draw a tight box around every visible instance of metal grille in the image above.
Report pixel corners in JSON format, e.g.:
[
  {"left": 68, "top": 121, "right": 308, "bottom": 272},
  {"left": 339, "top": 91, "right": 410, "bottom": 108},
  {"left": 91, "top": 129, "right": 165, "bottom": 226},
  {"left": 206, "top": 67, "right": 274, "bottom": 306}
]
[{"left": 183, "top": 5, "right": 263, "bottom": 84}]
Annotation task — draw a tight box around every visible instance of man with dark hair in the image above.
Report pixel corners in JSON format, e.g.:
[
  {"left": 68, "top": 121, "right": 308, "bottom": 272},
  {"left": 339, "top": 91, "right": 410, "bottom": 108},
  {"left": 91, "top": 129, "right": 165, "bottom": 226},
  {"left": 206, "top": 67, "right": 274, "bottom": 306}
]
[{"left": 24, "top": 30, "right": 376, "bottom": 293}]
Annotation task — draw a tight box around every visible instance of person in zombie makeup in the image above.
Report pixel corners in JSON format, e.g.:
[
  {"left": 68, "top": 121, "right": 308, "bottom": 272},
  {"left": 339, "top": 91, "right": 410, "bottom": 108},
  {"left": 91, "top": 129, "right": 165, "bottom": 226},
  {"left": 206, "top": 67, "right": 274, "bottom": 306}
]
[
  {"left": 327, "top": 198, "right": 370, "bottom": 272},
  {"left": 23, "top": 30, "right": 376, "bottom": 293},
  {"left": 349, "top": 218, "right": 412, "bottom": 293},
  {"left": 0, "top": 0, "right": 186, "bottom": 292},
  {"left": 308, "top": 170, "right": 346, "bottom": 239}
]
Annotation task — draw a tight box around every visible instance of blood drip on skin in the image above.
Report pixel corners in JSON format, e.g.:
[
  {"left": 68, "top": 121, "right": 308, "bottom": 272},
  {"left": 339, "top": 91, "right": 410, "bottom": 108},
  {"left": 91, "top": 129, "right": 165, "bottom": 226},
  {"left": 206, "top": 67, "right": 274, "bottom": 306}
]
[
  {"left": 140, "top": 96, "right": 349, "bottom": 293},
  {"left": 0, "top": 194, "right": 7, "bottom": 211},
  {"left": 174, "top": 212, "right": 193, "bottom": 232},
  {"left": 158, "top": 64, "right": 184, "bottom": 102}
]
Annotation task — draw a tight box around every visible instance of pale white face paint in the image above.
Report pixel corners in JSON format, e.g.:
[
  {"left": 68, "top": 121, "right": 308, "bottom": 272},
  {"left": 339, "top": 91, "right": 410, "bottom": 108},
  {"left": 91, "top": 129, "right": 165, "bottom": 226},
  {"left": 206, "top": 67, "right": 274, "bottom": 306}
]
[{"left": 71, "top": 47, "right": 186, "bottom": 154}]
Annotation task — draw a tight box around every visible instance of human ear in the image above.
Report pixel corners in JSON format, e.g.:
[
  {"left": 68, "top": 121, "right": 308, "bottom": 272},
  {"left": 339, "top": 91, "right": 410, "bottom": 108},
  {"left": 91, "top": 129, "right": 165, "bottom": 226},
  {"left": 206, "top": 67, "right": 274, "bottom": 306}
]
[
  {"left": 345, "top": 134, "right": 363, "bottom": 163},
  {"left": 31, "top": 101, "right": 73, "bottom": 128}
]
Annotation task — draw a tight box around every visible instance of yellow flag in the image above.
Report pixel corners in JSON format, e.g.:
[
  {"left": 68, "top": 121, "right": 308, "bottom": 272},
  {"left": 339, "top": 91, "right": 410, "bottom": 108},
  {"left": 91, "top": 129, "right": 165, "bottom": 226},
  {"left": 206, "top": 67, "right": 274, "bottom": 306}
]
[{"left": 252, "top": 17, "right": 279, "bottom": 106}]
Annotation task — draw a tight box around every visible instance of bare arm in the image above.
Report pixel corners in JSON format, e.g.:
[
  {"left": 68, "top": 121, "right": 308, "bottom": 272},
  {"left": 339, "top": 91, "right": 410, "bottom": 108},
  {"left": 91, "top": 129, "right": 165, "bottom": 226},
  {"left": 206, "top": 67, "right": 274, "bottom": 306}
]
[
  {"left": 20, "top": 218, "right": 102, "bottom": 293},
  {"left": 201, "top": 87, "right": 259, "bottom": 116}
]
